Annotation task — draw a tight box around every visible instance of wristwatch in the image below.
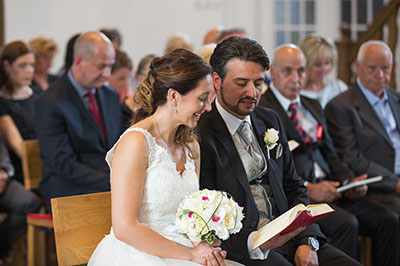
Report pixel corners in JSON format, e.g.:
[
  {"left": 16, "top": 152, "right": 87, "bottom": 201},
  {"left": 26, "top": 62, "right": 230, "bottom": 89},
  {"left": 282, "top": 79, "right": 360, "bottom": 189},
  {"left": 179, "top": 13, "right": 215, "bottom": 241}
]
[{"left": 307, "top": 237, "right": 320, "bottom": 252}]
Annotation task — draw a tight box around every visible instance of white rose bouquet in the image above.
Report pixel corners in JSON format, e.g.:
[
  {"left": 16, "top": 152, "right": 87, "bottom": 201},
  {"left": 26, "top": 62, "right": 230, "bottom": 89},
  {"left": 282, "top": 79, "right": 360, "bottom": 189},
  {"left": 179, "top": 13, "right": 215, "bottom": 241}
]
[{"left": 175, "top": 189, "right": 244, "bottom": 244}]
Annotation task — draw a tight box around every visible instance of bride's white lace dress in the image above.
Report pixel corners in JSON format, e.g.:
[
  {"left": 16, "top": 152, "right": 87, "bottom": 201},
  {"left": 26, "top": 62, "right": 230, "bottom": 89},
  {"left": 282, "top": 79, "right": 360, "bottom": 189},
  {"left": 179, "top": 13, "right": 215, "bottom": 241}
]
[{"left": 88, "top": 128, "right": 241, "bottom": 266}]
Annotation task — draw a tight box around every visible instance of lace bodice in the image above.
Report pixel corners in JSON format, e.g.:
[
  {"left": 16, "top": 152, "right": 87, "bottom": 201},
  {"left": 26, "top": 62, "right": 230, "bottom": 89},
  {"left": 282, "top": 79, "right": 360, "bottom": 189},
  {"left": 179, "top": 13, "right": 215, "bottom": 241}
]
[{"left": 106, "top": 127, "right": 199, "bottom": 246}]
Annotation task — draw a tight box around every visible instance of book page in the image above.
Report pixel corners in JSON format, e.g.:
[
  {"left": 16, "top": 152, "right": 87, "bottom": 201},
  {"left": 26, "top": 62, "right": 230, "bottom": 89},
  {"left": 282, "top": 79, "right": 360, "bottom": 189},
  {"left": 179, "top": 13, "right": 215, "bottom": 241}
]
[
  {"left": 253, "top": 204, "right": 305, "bottom": 249},
  {"left": 305, "top": 204, "right": 334, "bottom": 216}
]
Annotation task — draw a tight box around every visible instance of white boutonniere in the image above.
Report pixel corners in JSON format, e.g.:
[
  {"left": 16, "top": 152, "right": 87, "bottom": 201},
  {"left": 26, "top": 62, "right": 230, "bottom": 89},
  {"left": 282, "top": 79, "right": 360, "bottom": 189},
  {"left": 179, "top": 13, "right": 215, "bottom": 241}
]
[{"left": 264, "top": 128, "right": 279, "bottom": 159}]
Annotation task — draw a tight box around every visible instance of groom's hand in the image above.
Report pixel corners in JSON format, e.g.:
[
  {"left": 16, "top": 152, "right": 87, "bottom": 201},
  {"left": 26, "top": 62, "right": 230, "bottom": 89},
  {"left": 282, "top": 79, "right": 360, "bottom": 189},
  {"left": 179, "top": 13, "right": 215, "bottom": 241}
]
[{"left": 295, "top": 245, "right": 318, "bottom": 266}]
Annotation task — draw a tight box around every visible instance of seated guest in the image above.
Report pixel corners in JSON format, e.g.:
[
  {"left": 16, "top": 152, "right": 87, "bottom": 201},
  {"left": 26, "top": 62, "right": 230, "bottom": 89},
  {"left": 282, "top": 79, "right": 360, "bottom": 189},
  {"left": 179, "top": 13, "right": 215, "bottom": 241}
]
[
  {"left": 0, "top": 41, "right": 37, "bottom": 183},
  {"left": 108, "top": 49, "right": 134, "bottom": 126},
  {"left": 198, "top": 36, "right": 360, "bottom": 266},
  {"left": 34, "top": 31, "right": 124, "bottom": 209},
  {"left": 298, "top": 34, "right": 347, "bottom": 108},
  {"left": 325, "top": 40, "right": 400, "bottom": 216},
  {"left": 28, "top": 36, "right": 59, "bottom": 94},
  {"left": 108, "top": 49, "right": 134, "bottom": 103},
  {"left": 58, "top": 33, "right": 81, "bottom": 75},
  {"left": 215, "top": 28, "right": 246, "bottom": 43},
  {"left": 258, "top": 44, "right": 398, "bottom": 265},
  {"left": 0, "top": 131, "right": 41, "bottom": 260},
  {"left": 100, "top": 28, "right": 122, "bottom": 49},
  {"left": 203, "top": 26, "right": 222, "bottom": 45},
  {"left": 164, "top": 32, "right": 193, "bottom": 54},
  {"left": 134, "top": 54, "right": 155, "bottom": 85}
]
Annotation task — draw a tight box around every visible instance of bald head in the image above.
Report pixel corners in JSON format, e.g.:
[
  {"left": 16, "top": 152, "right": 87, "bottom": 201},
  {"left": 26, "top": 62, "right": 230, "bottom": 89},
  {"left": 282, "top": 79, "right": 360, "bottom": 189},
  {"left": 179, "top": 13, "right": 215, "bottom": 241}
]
[
  {"left": 74, "top": 31, "right": 114, "bottom": 60},
  {"left": 357, "top": 40, "right": 393, "bottom": 64},
  {"left": 270, "top": 44, "right": 306, "bottom": 101},
  {"left": 355, "top": 40, "right": 393, "bottom": 97},
  {"left": 71, "top": 31, "right": 116, "bottom": 89}
]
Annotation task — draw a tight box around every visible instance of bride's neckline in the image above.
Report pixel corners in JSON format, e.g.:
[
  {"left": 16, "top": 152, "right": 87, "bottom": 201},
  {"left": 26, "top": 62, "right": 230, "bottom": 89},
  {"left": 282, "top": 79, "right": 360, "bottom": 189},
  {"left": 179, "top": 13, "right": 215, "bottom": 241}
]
[{"left": 128, "top": 127, "right": 189, "bottom": 177}]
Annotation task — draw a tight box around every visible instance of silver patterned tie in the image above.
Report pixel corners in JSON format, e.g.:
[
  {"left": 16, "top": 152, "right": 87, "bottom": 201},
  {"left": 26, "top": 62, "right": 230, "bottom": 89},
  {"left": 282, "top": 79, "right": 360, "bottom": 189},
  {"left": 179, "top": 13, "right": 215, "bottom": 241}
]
[{"left": 237, "top": 121, "right": 264, "bottom": 169}]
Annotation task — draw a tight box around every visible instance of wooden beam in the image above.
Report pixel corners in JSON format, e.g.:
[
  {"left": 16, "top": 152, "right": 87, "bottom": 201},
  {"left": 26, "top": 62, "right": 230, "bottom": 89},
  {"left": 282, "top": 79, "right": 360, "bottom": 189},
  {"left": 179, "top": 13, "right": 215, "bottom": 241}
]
[{"left": 0, "top": 0, "right": 4, "bottom": 46}]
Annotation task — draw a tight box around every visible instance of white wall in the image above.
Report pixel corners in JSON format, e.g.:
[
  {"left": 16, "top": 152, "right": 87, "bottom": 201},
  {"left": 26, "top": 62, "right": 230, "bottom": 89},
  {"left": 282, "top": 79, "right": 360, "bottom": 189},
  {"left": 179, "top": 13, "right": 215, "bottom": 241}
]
[
  {"left": 10, "top": 0, "right": 398, "bottom": 88},
  {"left": 4, "top": 0, "right": 224, "bottom": 74}
]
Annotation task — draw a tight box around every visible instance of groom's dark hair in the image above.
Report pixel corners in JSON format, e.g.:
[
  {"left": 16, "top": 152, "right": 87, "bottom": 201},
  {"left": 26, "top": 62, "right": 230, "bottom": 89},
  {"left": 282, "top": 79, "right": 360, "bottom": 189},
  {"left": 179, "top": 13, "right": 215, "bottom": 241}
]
[{"left": 210, "top": 36, "right": 270, "bottom": 82}]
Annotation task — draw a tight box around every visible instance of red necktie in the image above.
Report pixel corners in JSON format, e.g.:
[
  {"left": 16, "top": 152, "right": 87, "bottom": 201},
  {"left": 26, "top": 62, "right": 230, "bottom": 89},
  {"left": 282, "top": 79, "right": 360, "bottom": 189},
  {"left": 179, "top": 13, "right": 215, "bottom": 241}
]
[
  {"left": 86, "top": 91, "right": 108, "bottom": 146},
  {"left": 288, "top": 103, "right": 313, "bottom": 149}
]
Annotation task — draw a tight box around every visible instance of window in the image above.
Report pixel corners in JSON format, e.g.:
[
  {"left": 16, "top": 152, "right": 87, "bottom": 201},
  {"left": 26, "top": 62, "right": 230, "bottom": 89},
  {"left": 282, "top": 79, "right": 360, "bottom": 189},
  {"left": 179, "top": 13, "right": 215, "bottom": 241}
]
[
  {"left": 274, "top": 0, "right": 316, "bottom": 46},
  {"left": 340, "top": 0, "right": 384, "bottom": 41}
]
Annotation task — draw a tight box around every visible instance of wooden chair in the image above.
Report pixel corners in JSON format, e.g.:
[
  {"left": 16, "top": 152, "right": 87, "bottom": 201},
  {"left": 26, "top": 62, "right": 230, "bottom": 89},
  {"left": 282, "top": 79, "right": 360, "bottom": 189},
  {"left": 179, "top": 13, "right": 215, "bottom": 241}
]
[
  {"left": 21, "top": 139, "right": 53, "bottom": 266},
  {"left": 51, "top": 192, "right": 112, "bottom": 266},
  {"left": 359, "top": 236, "right": 372, "bottom": 266}
]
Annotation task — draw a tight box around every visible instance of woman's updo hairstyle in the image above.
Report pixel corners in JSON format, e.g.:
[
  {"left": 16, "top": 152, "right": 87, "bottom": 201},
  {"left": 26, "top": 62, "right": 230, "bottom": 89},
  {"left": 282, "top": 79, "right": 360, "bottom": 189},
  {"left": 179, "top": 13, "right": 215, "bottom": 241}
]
[
  {"left": 134, "top": 48, "right": 212, "bottom": 159},
  {"left": 134, "top": 48, "right": 212, "bottom": 121}
]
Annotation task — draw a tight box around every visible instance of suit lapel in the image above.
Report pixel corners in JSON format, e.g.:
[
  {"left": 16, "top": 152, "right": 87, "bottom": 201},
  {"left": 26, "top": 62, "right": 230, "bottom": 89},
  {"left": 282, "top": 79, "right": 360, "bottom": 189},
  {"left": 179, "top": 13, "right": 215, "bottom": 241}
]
[
  {"left": 300, "top": 96, "right": 323, "bottom": 126},
  {"left": 352, "top": 84, "right": 392, "bottom": 145},
  {"left": 210, "top": 107, "right": 252, "bottom": 197},
  {"left": 66, "top": 77, "right": 106, "bottom": 147},
  {"left": 251, "top": 108, "right": 289, "bottom": 213},
  {"left": 96, "top": 87, "right": 115, "bottom": 147}
]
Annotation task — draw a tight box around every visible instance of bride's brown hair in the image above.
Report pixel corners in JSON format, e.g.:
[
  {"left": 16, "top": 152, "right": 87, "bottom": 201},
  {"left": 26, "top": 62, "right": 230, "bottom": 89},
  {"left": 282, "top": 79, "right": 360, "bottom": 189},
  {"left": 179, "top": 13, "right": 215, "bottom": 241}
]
[{"left": 134, "top": 49, "right": 212, "bottom": 159}]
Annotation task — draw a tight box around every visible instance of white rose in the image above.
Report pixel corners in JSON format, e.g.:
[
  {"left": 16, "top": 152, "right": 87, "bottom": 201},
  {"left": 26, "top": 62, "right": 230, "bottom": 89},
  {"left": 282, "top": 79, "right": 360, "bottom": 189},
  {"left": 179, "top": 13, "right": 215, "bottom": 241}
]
[{"left": 264, "top": 128, "right": 279, "bottom": 146}]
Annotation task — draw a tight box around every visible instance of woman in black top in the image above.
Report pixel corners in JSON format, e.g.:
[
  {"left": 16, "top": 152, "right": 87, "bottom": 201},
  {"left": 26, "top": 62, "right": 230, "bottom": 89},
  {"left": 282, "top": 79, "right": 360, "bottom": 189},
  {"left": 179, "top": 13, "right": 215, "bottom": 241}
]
[{"left": 0, "top": 41, "right": 37, "bottom": 183}]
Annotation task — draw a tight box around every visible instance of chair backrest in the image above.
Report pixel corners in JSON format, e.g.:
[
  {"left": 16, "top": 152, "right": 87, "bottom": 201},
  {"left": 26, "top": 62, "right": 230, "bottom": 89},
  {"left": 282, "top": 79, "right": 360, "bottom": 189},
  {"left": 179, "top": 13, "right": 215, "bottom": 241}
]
[
  {"left": 51, "top": 192, "right": 112, "bottom": 266},
  {"left": 21, "top": 140, "right": 42, "bottom": 190}
]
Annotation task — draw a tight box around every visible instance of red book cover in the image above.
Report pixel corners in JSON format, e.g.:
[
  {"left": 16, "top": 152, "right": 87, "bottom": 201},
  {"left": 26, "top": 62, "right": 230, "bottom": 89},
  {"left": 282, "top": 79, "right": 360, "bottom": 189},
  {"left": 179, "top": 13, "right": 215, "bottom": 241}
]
[{"left": 253, "top": 203, "right": 335, "bottom": 250}]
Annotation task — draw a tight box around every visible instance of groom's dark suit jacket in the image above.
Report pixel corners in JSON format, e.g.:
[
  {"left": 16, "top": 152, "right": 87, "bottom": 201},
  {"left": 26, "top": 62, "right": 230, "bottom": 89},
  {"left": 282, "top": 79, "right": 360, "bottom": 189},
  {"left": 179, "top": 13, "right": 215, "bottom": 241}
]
[
  {"left": 198, "top": 102, "right": 325, "bottom": 264},
  {"left": 259, "top": 89, "right": 354, "bottom": 184},
  {"left": 325, "top": 83, "right": 400, "bottom": 192},
  {"left": 34, "top": 73, "right": 124, "bottom": 208}
]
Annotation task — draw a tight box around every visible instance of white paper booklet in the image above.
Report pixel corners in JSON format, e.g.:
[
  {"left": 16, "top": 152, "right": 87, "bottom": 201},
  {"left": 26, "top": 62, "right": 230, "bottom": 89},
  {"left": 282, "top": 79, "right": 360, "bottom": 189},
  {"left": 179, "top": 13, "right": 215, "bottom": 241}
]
[{"left": 336, "top": 176, "right": 383, "bottom": 193}]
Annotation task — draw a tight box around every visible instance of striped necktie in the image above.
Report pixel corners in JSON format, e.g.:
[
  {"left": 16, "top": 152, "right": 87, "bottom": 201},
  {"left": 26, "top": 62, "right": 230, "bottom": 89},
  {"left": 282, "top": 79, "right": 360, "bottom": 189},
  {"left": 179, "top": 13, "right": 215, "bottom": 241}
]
[{"left": 288, "top": 103, "right": 313, "bottom": 149}]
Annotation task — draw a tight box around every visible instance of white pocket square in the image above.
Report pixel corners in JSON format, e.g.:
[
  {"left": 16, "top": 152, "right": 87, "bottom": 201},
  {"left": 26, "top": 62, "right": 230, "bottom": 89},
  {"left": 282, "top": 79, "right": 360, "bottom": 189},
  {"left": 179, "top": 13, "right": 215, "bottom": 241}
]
[{"left": 275, "top": 143, "right": 283, "bottom": 159}]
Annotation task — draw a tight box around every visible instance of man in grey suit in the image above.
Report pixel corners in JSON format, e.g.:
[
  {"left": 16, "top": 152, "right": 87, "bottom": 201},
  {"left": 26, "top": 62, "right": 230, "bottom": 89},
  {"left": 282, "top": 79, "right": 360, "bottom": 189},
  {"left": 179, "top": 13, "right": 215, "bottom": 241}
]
[
  {"left": 35, "top": 32, "right": 124, "bottom": 209},
  {"left": 325, "top": 41, "right": 400, "bottom": 214}
]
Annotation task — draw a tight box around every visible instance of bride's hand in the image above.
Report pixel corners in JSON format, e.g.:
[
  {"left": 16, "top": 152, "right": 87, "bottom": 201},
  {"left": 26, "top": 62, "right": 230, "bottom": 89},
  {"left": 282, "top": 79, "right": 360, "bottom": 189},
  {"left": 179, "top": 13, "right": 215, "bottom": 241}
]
[
  {"left": 206, "top": 250, "right": 227, "bottom": 266},
  {"left": 190, "top": 239, "right": 227, "bottom": 265}
]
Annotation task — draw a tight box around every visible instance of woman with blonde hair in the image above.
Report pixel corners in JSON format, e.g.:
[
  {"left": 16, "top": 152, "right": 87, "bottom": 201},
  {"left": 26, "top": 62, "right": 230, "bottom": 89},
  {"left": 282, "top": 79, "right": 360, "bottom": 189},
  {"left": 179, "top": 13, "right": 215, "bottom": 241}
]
[
  {"left": 28, "top": 35, "right": 58, "bottom": 93},
  {"left": 299, "top": 34, "right": 347, "bottom": 108}
]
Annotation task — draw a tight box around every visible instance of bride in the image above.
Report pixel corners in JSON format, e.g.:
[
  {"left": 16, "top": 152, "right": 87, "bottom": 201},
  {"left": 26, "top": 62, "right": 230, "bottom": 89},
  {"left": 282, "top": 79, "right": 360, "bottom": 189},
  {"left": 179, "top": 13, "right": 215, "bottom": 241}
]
[{"left": 89, "top": 49, "right": 239, "bottom": 265}]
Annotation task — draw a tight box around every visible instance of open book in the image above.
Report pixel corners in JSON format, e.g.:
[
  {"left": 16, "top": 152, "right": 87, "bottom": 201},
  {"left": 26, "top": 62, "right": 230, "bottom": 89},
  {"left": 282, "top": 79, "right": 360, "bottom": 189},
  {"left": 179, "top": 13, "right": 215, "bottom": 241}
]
[
  {"left": 336, "top": 176, "right": 383, "bottom": 193},
  {"left": 253, "top": 203, "right": 334, "bottom": 250}
]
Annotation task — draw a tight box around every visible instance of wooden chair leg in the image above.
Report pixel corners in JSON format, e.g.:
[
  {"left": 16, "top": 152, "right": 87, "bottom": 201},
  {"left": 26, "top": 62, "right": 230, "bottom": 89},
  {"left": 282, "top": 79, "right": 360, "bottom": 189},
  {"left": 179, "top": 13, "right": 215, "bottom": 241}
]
[
  {"left": 27, "top": 223, "right": 36, "bottom": 266},
  {"left": 11, "top": 236, "right": 25, "bottom": 266},
  {"left": 359, "top": 236, "right": 372, "bottom": 266},
  {"left": 38, "top": 229, "right": 47, "bottom": 266}
]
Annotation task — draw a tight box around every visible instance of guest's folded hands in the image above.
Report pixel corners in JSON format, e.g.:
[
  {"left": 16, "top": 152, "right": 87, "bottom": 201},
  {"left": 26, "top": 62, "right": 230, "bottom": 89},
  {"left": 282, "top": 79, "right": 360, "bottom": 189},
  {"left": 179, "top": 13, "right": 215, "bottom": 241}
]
[{"left": 306, "top": 181, "right": 341, "bottom": 202}]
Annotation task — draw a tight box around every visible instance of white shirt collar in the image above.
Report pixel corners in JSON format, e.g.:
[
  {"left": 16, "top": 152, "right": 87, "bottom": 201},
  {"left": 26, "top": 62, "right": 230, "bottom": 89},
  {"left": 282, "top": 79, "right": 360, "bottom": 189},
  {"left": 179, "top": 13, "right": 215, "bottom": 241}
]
[
  {"left": 269, "top": 83, "right": 301, "bottom": 111},
  {"left": 216, "top": 98, "right": 252, "bottom": 136}
]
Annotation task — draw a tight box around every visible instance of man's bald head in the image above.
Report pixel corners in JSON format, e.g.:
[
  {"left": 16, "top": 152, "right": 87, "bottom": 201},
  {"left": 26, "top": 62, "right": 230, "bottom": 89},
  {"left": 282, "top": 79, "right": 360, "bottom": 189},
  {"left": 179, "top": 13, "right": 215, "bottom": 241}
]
[
  {"left": 270, "top": 44, "right": 306, "bottom": 101},
  {"left": 71, "top": 31, "right": 116, "bottom": 89},
  {"left": 357, "top": 40, "right": 392, "bottom": 64},
  {"left": 272, "top": 44, "right": 304, "bottom": 67},
  {"left": 73, "top": 31, "right": 113, "bottom": 61}
]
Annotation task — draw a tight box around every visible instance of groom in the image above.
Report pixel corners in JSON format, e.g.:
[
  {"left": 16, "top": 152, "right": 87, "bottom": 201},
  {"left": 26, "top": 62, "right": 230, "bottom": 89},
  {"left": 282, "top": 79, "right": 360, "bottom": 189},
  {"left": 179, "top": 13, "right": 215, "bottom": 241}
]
[{"left": 198, "top": 37, "right": 359, "bottom": 265}]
